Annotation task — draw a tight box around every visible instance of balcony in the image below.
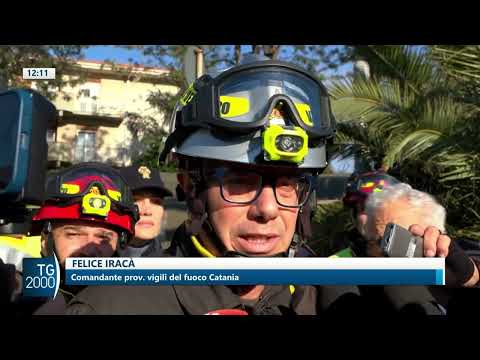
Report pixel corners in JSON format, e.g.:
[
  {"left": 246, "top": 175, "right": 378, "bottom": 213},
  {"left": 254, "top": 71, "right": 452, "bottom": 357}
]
[{"left": 76, "top": 100, "right": 124, "bottom": 118}]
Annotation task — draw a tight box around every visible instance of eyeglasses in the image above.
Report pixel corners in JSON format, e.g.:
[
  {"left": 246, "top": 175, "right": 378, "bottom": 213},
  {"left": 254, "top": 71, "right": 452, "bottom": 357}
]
[{"left": 206, "top": 168, "right": 312, "bottom": 208}]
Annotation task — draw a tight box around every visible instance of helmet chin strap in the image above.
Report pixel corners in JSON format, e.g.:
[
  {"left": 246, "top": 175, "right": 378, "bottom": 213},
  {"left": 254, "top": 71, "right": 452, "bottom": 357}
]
[
  {"left": 185, "top": 185, "right": 231, "bottom": 256},
  {"left": 42, "top": 221, "right": 55, "bottom": 257},
  {"left": 118, "top": 231, "right": 129, "bottom": 249},
  {"left": 289, "top": 206, "right": 309, "bottom": 257},
  {"left": 183, "top": 160, "right": 233, "bottom": 254}
]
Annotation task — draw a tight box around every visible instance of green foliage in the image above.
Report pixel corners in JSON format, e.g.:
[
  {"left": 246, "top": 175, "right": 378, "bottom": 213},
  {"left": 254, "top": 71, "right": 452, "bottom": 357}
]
[
  {"left": 138, "top": 45, "right": 353, "bottom": 76},
  {"left": 131, "top": 142, "right": 177, "bottom": 172},
  {"left": 123, "top": 111, "right": 175, "bottom": 171},
  {"left": 0, "top": 45, "right": 89, "bottom": 99},
  {"left": 430, "top": 45, "right": 480, "bottom": 84},
  {"left": 308, "top": 201, "right": 354, "bottom": 256},
  {"left": 329, "top": 45, "right": 480, "bottom": 242}
]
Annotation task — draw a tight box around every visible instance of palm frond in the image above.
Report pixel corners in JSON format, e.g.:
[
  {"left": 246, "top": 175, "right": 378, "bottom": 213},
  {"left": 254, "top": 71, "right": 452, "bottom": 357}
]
[
  {"left": 361, "top": 45, "right": 441, "bottom": 93},
  {"left": 383, "top": 129, "right": 443, "bottom": 167},
  {"left": 431, "top": 45, "right": 480, "bottom": 83},
  {"left": 415, "top": 96, "right": 476, "bottom": 134},
  {"left": 330, "top": 78, "right": 418, "bottom": 135}
]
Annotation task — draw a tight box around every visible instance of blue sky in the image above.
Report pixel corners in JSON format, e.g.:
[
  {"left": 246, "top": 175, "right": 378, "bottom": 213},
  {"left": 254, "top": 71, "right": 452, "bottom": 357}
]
[
  {"left": 330, "top": 154, "right": 355, "bottom": 173},
  {"left": 84, "top": 46, "right": 157, "bottom": 66},
  {"left": 83, "top": 45, "right": 352, "bottom": 77}
]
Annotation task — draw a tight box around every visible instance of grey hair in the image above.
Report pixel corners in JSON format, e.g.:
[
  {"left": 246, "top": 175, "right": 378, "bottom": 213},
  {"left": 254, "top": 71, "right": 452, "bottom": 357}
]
[{"left": 364, "top": 183, "right": 446, "bottom": 238}]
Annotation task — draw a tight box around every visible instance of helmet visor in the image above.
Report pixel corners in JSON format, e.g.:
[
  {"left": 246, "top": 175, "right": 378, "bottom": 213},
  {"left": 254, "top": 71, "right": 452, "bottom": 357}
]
[
  {"left": 217, "top": 68, "right": 332, "bottom": 133},
  {"left": 357, "top": 174, "right": 401, "bottom": 194}
]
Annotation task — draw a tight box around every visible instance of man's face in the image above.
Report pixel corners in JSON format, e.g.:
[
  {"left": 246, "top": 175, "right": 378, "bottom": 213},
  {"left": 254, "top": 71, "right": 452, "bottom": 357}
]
[
  {"left": 133, "top": 190, "right": 165, "bottom": 241},
  {"left": 367, "top": 198, "right": 427, "bottom": 241},
  {"left": 43, "top": 220, "right": 119, "bottom": 266},
  {"left": 205, "top": 165, "right": 301, "bottom": 256}
]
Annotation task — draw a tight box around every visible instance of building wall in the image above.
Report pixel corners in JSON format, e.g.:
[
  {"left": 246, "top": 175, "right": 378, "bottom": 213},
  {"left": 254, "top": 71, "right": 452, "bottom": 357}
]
[
  {"left": 48, "top": 67, "right": 179, "bottom": 167},
  {"left": 55, "top": 75, "right": 178, "bottom": 119}
]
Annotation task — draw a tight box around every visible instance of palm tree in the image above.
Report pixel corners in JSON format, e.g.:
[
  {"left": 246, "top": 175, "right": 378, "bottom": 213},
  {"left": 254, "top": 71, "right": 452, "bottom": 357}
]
[
  {"left": 426, "top": 45, "right": 480, "bottom": 240},
  {"left": 328, "top": 45, "right": 480, "bottom": 241}
]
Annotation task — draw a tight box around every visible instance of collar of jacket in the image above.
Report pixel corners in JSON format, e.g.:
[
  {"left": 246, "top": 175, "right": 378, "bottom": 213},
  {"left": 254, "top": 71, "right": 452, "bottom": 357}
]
[{"left": 172, "top": 283, "right": 296, "bottom": 315}]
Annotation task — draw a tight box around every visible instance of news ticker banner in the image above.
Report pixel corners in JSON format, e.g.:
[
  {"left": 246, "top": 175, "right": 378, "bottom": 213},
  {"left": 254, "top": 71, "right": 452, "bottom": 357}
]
[
  {"left": 67, "top": 257, "right": 444, "bottom": 286},
  {"left": 22, "top": 257, "right": 444, "bottom": 298}
]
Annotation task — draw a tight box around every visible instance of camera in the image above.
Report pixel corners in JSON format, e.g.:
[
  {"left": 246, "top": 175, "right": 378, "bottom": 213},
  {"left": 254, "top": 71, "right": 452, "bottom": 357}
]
[
  {"left": 0, "top": 88, "right": 56, "bottom": 227},
  {"left": 0, "top": 88, "right": 56, "bottom": 309}
]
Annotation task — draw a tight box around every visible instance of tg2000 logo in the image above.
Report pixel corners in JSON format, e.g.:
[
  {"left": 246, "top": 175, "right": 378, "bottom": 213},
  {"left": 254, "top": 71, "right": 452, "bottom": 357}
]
[{"left": 22, "top": 255, "right": 60, "bottom": 298}]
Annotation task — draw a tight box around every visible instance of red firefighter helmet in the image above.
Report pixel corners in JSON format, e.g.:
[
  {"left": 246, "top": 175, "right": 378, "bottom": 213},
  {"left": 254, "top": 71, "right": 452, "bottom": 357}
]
[
  {"left": 343, "top": 171, "right": 400, "bottom": 212},
  {"left": 32, "top": 162, "right": 139, "bottom": 244}
]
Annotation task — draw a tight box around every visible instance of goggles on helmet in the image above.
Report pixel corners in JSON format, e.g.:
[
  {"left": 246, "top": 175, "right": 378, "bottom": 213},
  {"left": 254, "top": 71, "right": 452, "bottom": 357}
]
[
  {"left": 178, "top": 61, "right": 335, "bottom": 139},
  {"left": 160, "top": 61, "right": 335, "bottom": 167},
  {"left": 343, "top": 172, "right": 401, "bottom": 209},
  {"left": 45, "top": 163, "right": 138, "bottom": 220},
  {"left": 353, "top": 173, "right": 400, "bottom": 194}
]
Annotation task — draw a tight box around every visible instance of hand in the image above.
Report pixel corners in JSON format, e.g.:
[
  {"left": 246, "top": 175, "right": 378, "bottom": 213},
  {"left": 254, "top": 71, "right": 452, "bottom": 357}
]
[
  {"left": 408, "top": 225, "right": 479, "bottom": 287},
  {"left": 408, "top": 224, "right": 451, "bottom": 258}
]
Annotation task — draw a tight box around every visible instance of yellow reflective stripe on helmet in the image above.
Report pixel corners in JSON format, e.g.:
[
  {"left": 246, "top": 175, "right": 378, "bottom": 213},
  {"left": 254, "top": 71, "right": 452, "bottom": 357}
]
[
  {"left": 219, "top": 96, "right": 250, "bottom": 118},
  {"left": 107, "top": 189, "right": 122, "bottom": 201},
  {"left": 294, "top": 103, "right": 314, "bottom": 127},
  {"left": 360, "top": 181, "right": 375, "bottom": 189},
  {"left": 61, "top": 183, "right": 80, "bottom": 195},
  {"left": 373, "top": 180, "right": 386, "bottom": 192},
  {"left": 61, "top": 183, "right": 121, "bottom": 201},
  {"left": 180, "top": 83, "right": 197, "bottom": 106}
]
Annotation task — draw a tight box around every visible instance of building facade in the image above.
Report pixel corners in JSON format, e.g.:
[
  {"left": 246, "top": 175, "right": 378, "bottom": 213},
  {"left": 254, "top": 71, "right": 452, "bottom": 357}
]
[{"left": 34, "top": 60, "right": 179, "bottom": 168}]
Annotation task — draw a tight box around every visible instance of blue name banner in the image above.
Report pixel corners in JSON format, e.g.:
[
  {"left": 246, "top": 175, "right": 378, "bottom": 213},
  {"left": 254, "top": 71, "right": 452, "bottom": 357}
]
[{"left": 65, "top": 258, "right": 445, "bottom": 286}]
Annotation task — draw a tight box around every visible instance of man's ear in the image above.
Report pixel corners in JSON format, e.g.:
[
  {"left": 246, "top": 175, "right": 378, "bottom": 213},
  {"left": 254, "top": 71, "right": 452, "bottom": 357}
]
[
  {"left": 357, "top": 213, "right": 368, "bottom": 236},
  {"left": 177, "top": 172, "right": 193, "bottom": 195},
  {"left": 177, "top": 173, "right": 186, "bottom": 191},
  {"left": 40, "top": 232, "right": 48, "bottom": 257}
]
